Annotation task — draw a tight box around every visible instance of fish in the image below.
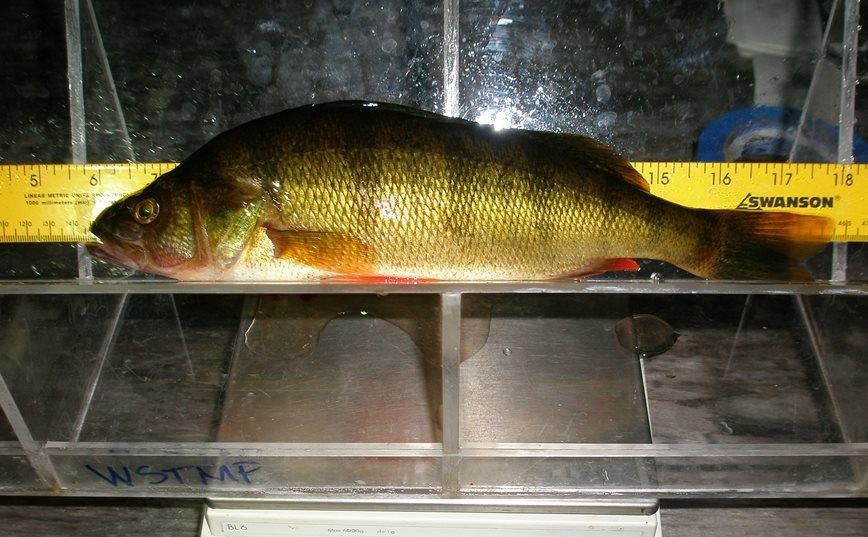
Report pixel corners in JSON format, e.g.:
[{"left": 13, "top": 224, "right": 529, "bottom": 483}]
[{"left": 88, "top": 101, "right": 833, "bottom": 282}]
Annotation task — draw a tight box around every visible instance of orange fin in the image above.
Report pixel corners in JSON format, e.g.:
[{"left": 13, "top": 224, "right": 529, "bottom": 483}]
[
  {"left": 694, "top": 210, "right": 832, "bottom": 281},
  {"left": 265, "top": 229, "right": 375, "bottom": 274},
  {"left": 596, "top": 258, "right": 641, "bottom": 273},
  {"left": 557, "top": 258, "right": 640, "bottom": 279}
]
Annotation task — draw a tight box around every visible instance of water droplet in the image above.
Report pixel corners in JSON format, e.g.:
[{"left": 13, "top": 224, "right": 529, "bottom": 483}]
[
  {"left": 595, "top": 84, "right": 612, "bottom": 103},
  {"left": 257, "top": 20, "right": 283, "bottom": 33},
  {"left": 614, "top": 314, "right": 679, "bottom": 359},
  {"left": 502, "top": 347, "right": 512, "bottom": 356},
  {"left": 596, "top": 111, "right": 617, "bottom": 128},
  {"left": 381, "top": 37, "right": 398, "bottom": 54},
  {"left": 180, "top": 102, "right": 196, "bottom": 120}
]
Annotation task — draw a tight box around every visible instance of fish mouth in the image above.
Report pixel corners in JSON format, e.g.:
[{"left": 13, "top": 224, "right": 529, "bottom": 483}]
[{"left": 86, "top": 241, "right": 143, "bottom": 271}]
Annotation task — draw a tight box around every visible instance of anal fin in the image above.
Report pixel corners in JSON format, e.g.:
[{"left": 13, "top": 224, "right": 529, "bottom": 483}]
[{"left": 556, "top": 258, "right": 640, "bottom": 279}]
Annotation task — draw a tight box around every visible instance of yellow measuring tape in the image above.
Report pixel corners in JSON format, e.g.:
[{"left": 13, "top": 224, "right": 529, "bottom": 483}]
[{"left": 1, "top": 162, "right": 866, "bottom": 243}]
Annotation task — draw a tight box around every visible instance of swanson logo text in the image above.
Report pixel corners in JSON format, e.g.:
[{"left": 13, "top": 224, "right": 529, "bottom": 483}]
[{"left": 737, "top": 193, "right": 834, "bottom": 210}]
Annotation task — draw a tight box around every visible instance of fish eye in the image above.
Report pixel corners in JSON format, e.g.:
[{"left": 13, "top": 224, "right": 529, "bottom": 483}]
[{"left": 132, "top": 198, "right": 159, "bottom": 224}]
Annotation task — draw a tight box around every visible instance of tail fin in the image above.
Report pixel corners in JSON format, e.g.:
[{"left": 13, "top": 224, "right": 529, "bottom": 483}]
[{"left": 698, "top": 210, "right": 833, "bottom": 281}]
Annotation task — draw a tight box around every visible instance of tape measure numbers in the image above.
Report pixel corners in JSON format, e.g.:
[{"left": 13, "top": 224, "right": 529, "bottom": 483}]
[
  {"left": 631, "top": 162, "right": 867, "bottom": 242},
  {"left": 1, "top": 163, "right": 174, "bottom": 243},
  {"left": 1, "top": 162, "right": 866, "bottom": 243}
]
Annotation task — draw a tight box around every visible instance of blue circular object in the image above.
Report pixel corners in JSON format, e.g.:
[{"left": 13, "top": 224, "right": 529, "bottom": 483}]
[{"left": 696, "top": 106, "right": 867, "bottom": 162}]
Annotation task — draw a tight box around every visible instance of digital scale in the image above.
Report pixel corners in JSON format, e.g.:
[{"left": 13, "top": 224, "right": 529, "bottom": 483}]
[{"left": 199, "top": 500, "right": 662, "bottom": 537}]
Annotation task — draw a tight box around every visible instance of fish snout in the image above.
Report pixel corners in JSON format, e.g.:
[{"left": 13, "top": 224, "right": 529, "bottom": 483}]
[{"left": 91, "top": 205, "right": 144, "bottom": 243}]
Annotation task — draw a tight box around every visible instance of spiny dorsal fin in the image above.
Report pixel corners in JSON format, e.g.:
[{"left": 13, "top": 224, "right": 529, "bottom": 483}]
[
  {"left": 527, "top": 131, "right": 649, "bottom": 192},
  {"left": 309, "top": 100, "right": 473, "bottom": 124}
]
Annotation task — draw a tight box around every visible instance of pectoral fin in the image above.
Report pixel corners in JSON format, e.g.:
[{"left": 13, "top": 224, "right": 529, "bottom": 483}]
[{"left": 265, "top": 228, "right": 375, "bottom": 274}]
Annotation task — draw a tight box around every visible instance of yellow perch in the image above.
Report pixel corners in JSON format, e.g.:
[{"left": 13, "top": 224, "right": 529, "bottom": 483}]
[{"left": 88, "top": 101, "right": 832, "bottom": 281}]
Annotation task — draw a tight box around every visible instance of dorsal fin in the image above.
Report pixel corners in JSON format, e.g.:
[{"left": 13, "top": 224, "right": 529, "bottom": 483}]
[
  {"left": 282, "top": 101, "right": 648, "bottom": 191},
  {"left": 309, "top": 100, "right": 473, "bottom": 124},
  {"left": 526, "top": 131, "right": 649, "bottom": 192}
]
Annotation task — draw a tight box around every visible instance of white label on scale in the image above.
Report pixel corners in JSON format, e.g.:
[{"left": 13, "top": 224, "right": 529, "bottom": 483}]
[{"left": 203, "top": 509, "right": 660, "bottom": 537}]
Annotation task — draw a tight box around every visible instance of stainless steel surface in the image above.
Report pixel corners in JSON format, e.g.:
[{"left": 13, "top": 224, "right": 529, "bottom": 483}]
[
  {"left": 216, "top": 295, "right": 442, "bottom": 444},
  {"left": 643, "top": 294, "right": 843, "bottom": 444},
  {"left": 460, "top": 294, "right": 650, "bottom": 444}
]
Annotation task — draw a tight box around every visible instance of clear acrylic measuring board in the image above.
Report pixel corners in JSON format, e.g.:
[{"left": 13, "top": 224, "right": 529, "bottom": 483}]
[{"left": 0, "top": 286, "right": 866, "bottom": 499}]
